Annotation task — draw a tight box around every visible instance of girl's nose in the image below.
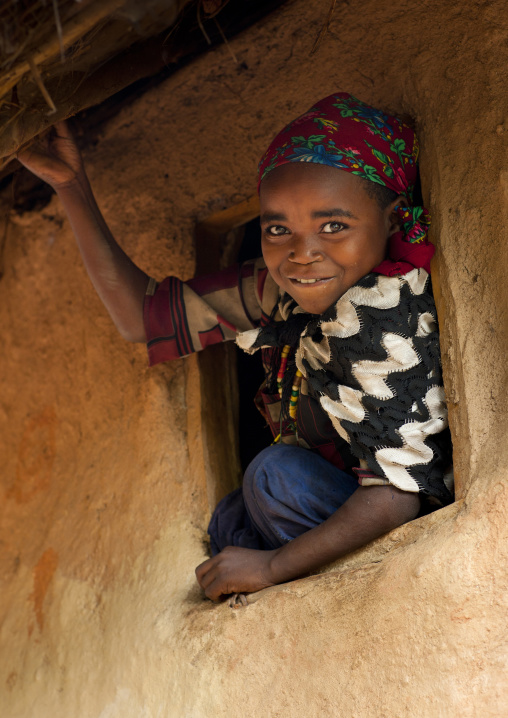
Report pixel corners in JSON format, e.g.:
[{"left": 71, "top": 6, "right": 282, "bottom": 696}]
[{"left": 288, "top": 234, "right": 323, "bottom": 264}]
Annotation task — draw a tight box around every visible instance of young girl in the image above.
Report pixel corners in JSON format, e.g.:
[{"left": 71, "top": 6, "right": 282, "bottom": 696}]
[{"left": 17, "top": 93, "right": 452, "bottom": 604}]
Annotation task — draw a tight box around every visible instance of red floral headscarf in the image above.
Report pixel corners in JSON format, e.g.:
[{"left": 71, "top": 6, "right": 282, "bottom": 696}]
[{"left": 257, "top": 93, "right": 434, "bottom": 276}]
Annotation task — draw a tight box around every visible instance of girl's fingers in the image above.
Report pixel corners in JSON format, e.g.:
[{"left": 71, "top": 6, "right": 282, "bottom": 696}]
[
  {"left": 199, "top": 566, "right": 222, "bottom": 591},
  {"left": 195, "top": 556, "right": 217, "bottom": 585},
  {"left": 228, "top": 593, "right": 248, "bottom": 608},
  {"left": 204, "top": 577, "right": 227, "bottom": 602},
  {"left": 196, "top": 557, "right": 232, "bottom": 597}
]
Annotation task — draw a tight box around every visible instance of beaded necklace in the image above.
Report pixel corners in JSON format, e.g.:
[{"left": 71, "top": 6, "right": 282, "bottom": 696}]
[{"left": 273, "top": 344, "right": 303, "bottom": 443}]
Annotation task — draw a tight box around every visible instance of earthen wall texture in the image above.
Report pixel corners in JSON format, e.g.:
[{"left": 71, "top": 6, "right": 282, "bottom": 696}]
[{"left": 1, "top": 1, "right": 507, "bottom": 716}]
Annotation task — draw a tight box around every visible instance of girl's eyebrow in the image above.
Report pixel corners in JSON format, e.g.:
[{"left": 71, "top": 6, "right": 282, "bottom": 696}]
[
  {"left": 260, "top": 211, "right": 287, "bottom": 223},
  {"left": 312, "top": 208, "right": 358, "bottom": 220},
  {"left": 260, "top": 208, "right": 358, "bottom": 224}
]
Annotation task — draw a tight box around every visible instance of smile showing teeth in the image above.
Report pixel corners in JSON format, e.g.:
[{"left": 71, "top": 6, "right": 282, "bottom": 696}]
[{"left": 292, "top": 277, "right": 331, "bottom": 284}]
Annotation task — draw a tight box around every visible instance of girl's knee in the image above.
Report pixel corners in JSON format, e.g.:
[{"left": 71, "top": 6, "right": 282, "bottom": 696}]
[
  {"left": 243, "top": 445, "right": 276, "bottom": 499},
  {"left": 243, "top": 444, "right": 306, "bottom": 503}
]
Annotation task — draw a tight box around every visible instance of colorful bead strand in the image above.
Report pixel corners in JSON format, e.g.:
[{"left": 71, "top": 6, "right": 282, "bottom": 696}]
[
  {"left": 289, "top": 370, "right": 303, "bottom": 419},
  {"left": 272, "top": 345, "right": 303, "bottom": 444},
  {"left": 276, "top": 344, "right": 303, "bottom": 421},
  {"left": 277, "top": 345, "right": 290, "bottom": 398}
]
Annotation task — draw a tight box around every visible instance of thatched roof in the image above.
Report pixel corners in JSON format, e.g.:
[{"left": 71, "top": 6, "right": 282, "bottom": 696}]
[{"left": 0, "top": 0, "right": 285, "bottom": 167}]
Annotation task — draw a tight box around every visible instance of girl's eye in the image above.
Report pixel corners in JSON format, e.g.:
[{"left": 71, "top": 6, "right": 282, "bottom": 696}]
[
  {"left": 322, "top": 221, "right": 346, "bottom": 233},
  {"left": 265, "top": 225, "right": 288, "bottom": 237}
]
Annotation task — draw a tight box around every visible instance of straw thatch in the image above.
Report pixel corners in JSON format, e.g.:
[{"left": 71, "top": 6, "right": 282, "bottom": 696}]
[
  {"left": 0, "top": 0, "right": 288, "bottom": 170},
  {"left": 0, "top": 0, "right": 190, "bottom": 163}
]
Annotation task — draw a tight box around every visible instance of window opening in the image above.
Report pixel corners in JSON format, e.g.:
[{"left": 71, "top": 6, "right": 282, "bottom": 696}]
[{"left": 195, "top": 190, "right": 455, "bottom": 506}]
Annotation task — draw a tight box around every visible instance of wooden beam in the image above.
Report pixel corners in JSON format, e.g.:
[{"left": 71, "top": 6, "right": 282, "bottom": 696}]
[
  {"left": 197, "top": 194, "right": 260, "bottom": 235},
  {"left": 195, "top": 195, "right": 260, "bottom": 275}
]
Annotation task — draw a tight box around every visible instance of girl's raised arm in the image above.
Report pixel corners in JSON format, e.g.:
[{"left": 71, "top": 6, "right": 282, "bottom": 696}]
[{"left": 17, "top": 122, "right": 149, "bottom": 343}]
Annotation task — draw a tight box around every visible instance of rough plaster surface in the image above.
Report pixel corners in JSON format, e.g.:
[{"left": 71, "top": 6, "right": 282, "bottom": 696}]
[{"left": 1, "top": 0, "right": 507, "bottom": 715}]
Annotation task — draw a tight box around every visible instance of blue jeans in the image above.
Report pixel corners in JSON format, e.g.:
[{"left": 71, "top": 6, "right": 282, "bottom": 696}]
[{"left": 208, "top": 444, "right": 358, "bottom": 555}]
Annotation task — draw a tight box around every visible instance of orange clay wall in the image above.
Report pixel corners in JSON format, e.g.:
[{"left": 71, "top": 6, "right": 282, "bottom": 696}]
[{"left": 1, "top": 1, "right": 507, "bottom": 715}]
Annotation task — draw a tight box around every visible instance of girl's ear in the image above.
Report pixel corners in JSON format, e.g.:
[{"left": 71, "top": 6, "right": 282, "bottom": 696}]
[{"left": 387, "top": 195, "right": 406, "bottom": 237}]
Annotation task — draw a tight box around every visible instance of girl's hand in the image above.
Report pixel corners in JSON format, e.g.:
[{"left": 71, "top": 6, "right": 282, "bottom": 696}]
[
  {"left": 16, "top": 121, "right": 85, "bottom": 190},
  {"left": 195, "top": 546, "right": 279, "bottom": 602}
]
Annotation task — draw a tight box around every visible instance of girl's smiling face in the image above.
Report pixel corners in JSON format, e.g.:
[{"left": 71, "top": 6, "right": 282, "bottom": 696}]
[{"left": 260, "top": 163, "right": 402, "bottom": 314}]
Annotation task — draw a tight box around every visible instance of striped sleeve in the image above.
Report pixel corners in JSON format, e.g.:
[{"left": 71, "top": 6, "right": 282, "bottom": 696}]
[{"left": 143, "top": 258, "right": 277, "bottom": 366}]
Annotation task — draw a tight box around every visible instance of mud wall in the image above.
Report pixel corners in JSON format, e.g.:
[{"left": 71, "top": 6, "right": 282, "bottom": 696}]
[{"left": 1, "top": 0, "right": 507, "bottom": 716}]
